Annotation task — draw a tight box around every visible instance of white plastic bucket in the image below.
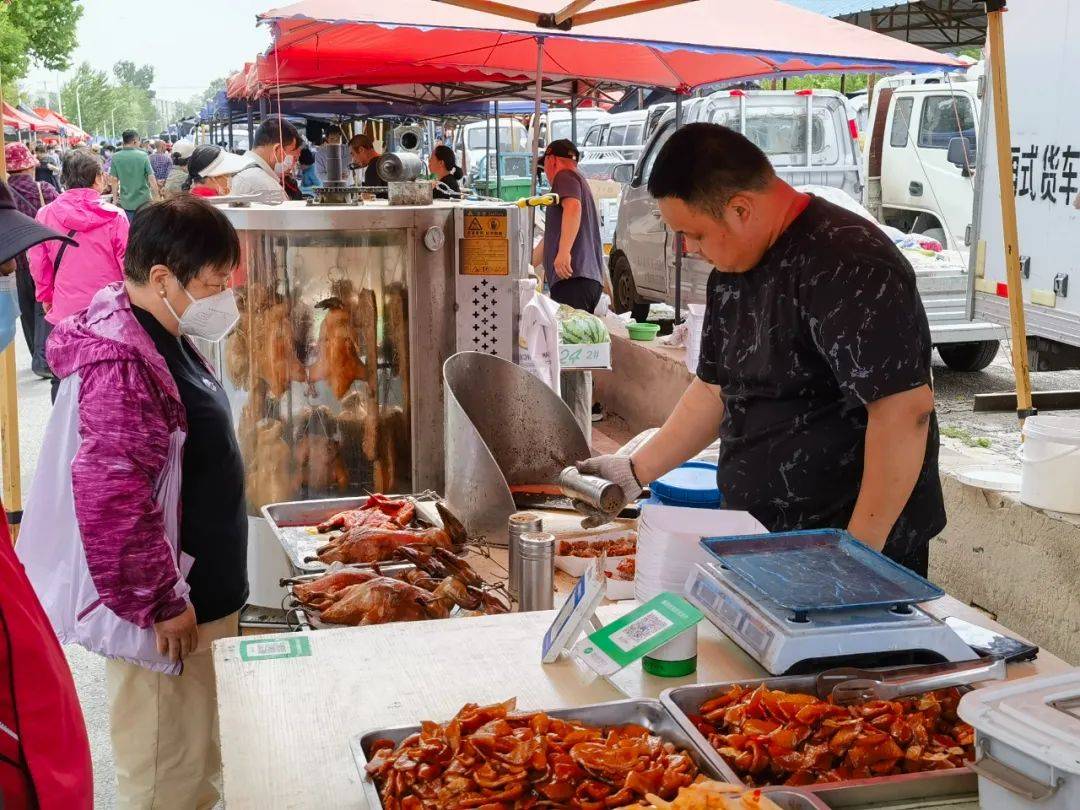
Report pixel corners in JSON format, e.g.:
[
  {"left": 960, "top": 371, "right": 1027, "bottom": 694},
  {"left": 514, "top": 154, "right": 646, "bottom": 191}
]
[{"left": 1018, "top": 415, "right": 1080, "bottom": 513}]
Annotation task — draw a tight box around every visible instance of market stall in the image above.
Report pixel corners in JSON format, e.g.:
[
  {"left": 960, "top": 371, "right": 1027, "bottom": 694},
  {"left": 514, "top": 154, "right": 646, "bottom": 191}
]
[
  {"left": 215, "top": 580, "right": 1068, "bottom": 808},
  {"left": 213, "top": 197, "right": 532, "bottom": 603}
]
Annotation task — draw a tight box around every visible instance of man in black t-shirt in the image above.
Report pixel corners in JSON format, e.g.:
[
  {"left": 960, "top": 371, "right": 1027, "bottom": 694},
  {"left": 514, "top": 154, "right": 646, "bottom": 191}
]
[{"left": 579, "top": 123, "right": 945, "bottom": 575}]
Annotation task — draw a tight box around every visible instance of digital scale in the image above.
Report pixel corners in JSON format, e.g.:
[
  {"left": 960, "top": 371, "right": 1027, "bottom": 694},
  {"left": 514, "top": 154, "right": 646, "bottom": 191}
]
[{"left": 684, "top": 530, "right": 976, "bottom": 675}]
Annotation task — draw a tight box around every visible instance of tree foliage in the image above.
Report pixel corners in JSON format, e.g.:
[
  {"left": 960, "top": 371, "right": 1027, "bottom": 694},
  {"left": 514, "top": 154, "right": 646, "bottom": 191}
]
[
  {"left": 0, "top": 0, "right": 82, "bottom": 102},
  {"left": 61, "top": 60, "right": 162, "bottom": 141}
]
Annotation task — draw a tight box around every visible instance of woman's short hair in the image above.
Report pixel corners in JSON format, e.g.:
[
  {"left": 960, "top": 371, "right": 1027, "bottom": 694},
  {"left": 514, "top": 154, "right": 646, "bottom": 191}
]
[
  {"left": 125, "top": 196, "right": 241, "bottom": 286},
  {"left": 61, "top": 148, "right": 104, "bottom": 190}
]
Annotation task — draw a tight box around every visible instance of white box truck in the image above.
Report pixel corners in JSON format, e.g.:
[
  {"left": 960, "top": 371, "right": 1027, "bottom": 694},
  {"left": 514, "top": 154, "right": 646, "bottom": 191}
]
[{"left": 965, "top": 0, "right": 1080, "bottom": 371}]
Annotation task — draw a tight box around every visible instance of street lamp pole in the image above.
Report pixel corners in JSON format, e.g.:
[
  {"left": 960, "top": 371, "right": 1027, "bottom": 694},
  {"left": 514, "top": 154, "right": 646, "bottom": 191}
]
[
  {"left": 110, "top": 108, "right": 117, "bottom": 142},
  {"left": 74, "top": 83, "right": 83, "bottom": 131}
]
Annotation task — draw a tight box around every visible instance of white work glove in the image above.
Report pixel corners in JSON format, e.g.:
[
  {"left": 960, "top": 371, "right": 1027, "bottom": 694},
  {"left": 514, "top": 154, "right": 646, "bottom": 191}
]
[{"left": 574, "top": 455, "right": 643, "bottom": 529}]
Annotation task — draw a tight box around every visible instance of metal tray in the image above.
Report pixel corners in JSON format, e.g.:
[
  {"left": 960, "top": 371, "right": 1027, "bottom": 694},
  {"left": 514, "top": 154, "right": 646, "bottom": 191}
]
[
  {"left": 262, "top": 494, "right": 437, "bottom": 573},
  {"left": 350, "top": 698, "right": 734, "bottom": 809},
  {"left": 660, "top": 676, "right": 978, "bottom": 801},
  {"left": 699, "top": 530, "right": 944, "bottom": 612}
]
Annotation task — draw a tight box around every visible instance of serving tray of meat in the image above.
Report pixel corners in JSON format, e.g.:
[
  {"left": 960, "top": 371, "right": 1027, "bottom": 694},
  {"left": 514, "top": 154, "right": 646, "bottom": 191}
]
[
  {"left": 283, "top": 548, "right": 510, "bottom": 628},
  {"left": 660, "top": 675, "right": 978, "bottom": 802},
  {"left": 351, "top": 697, "right": 727, "bottom": 809},
  {"left": 262, "top": 493, "right": 467, "bottom": 573}
]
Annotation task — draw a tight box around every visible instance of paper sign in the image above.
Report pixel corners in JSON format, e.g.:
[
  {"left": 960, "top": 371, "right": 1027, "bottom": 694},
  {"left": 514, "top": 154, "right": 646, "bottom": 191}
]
[
  {"left": 239, "top": 636, "right": 311, "bottom": 662},
  {"left": 573, "top": 593, "right": 703, "bottom": 676},
  {"left": 542, "top": 557, "right": 607, "bottom": 664}
]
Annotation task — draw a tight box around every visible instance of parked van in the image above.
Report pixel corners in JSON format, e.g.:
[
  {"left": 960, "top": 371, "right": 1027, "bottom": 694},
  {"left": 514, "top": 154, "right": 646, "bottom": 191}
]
[
  {"left": 864, "top": 63, "right": 982, "bottom": 252},
  {"left": 578, "top": 110, "right": 652, "bottom": 179},
  {"left": 543, "top": 107, "right": 609, "bottom": 147},
  {"left": 451, "top": 118, "right": 529, "bottom": 177},
  {"left": 608, "top": 88, "right": 1004, "bottom": 369}
]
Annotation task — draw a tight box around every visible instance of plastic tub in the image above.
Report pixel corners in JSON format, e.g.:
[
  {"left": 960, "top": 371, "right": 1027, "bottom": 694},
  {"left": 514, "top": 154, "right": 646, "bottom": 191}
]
[
  {"left": 958, "top": 670, "right": 1080, "bottom": 810},
  {"left": 626, "top": 321, "right": 661, "bottom": 341},
  {"left": 1019, "top": 415, "right": 1080, "bottom": 513},
  {"left": 648, "top": 461, "right": 722, "bottom": 509}
]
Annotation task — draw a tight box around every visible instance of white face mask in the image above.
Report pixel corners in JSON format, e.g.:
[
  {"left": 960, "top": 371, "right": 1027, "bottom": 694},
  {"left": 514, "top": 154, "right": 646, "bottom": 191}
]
[
  {"left": 163, "top": 277, "right": 240, "bottom": 343},
  {"left": 275, "top": 154, "right": 295, "bottom": 175}
]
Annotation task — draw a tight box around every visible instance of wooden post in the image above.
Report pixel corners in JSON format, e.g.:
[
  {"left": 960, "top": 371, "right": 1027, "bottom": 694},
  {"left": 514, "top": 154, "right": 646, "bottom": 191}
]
[
  {"left": 0, "top": 65, "right": 21, "bottom": 541},
  {"left": 986, "top": 3, "right": 1034, "bottom": 423}
]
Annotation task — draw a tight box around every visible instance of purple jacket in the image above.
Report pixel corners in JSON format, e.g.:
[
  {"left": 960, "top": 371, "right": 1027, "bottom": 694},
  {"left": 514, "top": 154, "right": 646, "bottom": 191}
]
[{"left": 18, "top": 283, "right": 195, "bottom": 674}]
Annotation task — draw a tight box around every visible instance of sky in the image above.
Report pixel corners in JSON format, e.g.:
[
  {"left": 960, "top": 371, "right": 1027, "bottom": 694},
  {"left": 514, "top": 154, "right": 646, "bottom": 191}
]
[{"left": 24, "top": 0, "right": 274, "bottom": 104}]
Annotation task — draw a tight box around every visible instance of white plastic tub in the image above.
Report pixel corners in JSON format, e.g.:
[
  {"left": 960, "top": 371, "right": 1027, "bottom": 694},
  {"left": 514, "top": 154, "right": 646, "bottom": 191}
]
[
  {"left": 1019, "top": 415, "right": 1080, "bottom": 513},
  {"left": 958, "top": 670, "right": 1080, "bottom": 810}
]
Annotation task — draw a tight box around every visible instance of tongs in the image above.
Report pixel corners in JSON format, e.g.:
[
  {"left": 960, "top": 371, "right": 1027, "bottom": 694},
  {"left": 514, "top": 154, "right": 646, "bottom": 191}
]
[{"left": 817, "top": 657, "right": 1007, "bottom": 705}]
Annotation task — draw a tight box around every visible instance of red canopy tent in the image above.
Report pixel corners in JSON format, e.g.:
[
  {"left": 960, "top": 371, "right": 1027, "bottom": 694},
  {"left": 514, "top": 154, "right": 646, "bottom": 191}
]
[
  {"left": 256, "top": 0, "right": 963, "bottom": 98},
  {"left": 2, "top": 103, "right": 57, "bottom": 134}
]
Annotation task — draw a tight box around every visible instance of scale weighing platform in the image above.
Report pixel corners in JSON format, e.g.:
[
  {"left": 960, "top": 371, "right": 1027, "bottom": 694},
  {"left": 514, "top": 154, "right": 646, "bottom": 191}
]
[{"left": 684, "top": 529, "right": 975, "bottom": 675}]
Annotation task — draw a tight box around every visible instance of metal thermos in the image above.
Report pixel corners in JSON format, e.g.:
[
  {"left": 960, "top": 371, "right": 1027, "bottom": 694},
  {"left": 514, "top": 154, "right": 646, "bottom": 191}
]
[
  {"left": 508, "top": 512, "right": 543, "bottom": 601},
  {"left": 557, "top": 466, "right": 624, "bottom": 513},
  {"left": 518, "top": 532, "right": 555, "bottom": 612}
]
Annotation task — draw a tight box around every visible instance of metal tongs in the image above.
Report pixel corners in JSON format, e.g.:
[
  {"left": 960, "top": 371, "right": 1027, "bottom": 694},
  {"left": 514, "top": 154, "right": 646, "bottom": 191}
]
[{"left": 818, "top": 657, "right": 1007, "bottom": 706}]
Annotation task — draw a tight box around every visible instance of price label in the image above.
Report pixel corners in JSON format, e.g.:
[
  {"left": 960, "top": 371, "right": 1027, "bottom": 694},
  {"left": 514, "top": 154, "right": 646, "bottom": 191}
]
[
  {"left": 542, "top": 558, "right": 606, "bottom": 664},
  {"left": 239, "top": 636, "right": 311, "bottom": 662}
]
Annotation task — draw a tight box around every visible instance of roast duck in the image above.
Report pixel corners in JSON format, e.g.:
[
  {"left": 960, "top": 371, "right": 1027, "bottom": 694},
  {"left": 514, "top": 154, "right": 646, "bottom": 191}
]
[
  {"left": 290, "top": 547, "right": 508, "bottom": 626},
  {"left": 309, "top": 497, "right": 468, "bottom": 566}
]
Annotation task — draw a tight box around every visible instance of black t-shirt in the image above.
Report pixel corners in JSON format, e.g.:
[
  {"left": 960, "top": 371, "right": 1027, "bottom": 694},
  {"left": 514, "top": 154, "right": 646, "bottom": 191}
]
[
  {"left": 434, "top": 172, "right": 460, "bottom": 199},
  {"left": 696, "top": 195, "right": 945, "bottom": 574},
  {"left": 133, "top": 306, "right": 249, "bottom": 623}
]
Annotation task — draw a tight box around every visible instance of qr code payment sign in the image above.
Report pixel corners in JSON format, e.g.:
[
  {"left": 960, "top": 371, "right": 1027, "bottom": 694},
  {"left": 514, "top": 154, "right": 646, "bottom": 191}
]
[{"left": 609, "top": 610, "right": 673, "bottom": 652}]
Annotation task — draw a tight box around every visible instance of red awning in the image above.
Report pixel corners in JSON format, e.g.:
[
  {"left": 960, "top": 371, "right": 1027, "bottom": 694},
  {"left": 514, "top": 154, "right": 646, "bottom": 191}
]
[
  {"left": 3, "top": 103, "right": 53, "bottom": 132},
  {"left": 257, "top": 0, "right": 963, "bottom": 93}
]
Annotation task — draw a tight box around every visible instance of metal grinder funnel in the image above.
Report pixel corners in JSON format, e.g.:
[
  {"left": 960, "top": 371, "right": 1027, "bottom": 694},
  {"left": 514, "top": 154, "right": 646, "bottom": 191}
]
[{"left": 443, "top": 351, "right": 589, "bottom": 546}]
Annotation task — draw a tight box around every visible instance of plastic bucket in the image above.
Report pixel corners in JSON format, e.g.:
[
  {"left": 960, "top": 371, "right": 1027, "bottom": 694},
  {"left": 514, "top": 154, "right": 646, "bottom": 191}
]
[{"left": 1019, "top": 415, "right": 1080, "bottom": 513}]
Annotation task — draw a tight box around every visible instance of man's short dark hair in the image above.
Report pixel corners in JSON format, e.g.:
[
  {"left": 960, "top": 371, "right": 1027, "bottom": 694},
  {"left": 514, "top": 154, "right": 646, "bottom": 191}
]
[
  {"left": 61, "top": 148, "right": 104, "bottom": 190},
  {"left": 647, "top": 123, "right": 775, "bottom": 218},
  {"left": 122, "top": 129, "right": 139, "bottom": 145},
  {"left": 253, "top": 117, "right": 300, "bottom": 149},
  {"left": 125, "top": 196, "right": 241, "bottom": 286}
]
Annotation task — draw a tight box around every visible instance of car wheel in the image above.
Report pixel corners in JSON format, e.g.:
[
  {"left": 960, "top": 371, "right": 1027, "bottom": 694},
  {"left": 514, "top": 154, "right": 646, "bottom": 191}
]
[
  {"left": 938, "top": 340, "right": 999, "bottom": 372},
  {"left": 610, "top": 253, "right": 640, "bottom": 314}
]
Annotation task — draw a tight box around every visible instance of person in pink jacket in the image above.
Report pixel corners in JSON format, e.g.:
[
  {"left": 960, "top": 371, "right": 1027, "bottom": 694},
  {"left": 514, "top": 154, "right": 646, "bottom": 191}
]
[
  {"left": 19, "top": 196, "right": 248, "bottom": 808},
  {"left": 28, "top": 147, "right": 127, "bottom": 349}
]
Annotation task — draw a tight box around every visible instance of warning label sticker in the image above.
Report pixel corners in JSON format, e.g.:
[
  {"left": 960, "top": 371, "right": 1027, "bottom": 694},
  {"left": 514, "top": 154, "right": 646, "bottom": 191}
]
[{"left": 461, "top": 209, "right": 509, "bottom": 276}]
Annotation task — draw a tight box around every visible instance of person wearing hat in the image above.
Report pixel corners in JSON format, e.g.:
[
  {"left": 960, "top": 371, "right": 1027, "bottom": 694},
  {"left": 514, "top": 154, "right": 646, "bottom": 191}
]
[
  {"left": 29, "top": 148, "right": 129, "bottom": 400},
  {"left": 5, "top": 142, "right": 59, "bottom": 365},
  {"left": 184, "top": 144, "right": 249, "bottom": 198},
  {"left": 163, "top": 139, "right": 195, "bottom": 198},
  {"left": 0, "top": 182, "right": 93, "bottom": 809},
  {"left": 531, "top": 139, "right": 606, "bottom": 314},
  {"left": 349, "top": 132, "right": 387, "bottom": 191},
  {"left": 33, "top": 143, "right": 60, "bottom": 192}
]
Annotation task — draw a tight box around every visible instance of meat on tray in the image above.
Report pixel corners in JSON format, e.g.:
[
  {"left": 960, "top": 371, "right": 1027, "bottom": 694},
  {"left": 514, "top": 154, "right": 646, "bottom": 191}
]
[
  {"left": 316, "top": 494, "right": 415, "bottom": 532},
  {"left": 293, "top": 547, "right": 509, "bottom": 626},
  {"left": 313, "top": 526, "right": 453, "bottom": 565},
  {"left": 365, "top": 698, "right": 700, "bottom": 808},
  {"left": 558, "top": 534, "right": 637, "bottom": 558},
  {"left": 690, "top": 684, "right": 974, "bottom": 787}
]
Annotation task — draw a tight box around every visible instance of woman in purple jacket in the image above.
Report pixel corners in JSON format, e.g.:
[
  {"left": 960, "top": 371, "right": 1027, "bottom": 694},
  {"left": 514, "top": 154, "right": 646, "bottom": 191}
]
[{"left": 18, "top": 196, "right": 248, "bottom": 808}]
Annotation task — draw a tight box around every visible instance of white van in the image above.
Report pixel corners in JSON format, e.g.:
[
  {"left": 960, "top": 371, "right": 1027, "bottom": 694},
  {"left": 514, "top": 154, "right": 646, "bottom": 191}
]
[
  {"left": 451, "top": 118, "right": 529, "bottom": 177},
  {"left": 864, "top": 63, "right": 983, "bottom": 252},
  {"left": 578, "top": 110, "right": 652, "bottom": 179},
  {"left": 543, "top": 107, "right": 609, "bottom": 147}
]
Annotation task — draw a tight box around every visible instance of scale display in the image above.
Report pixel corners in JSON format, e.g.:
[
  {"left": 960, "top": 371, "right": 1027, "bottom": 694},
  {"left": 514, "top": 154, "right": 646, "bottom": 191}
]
[{"left": 700, "top": 529, "right": 944, "bottom": 614}]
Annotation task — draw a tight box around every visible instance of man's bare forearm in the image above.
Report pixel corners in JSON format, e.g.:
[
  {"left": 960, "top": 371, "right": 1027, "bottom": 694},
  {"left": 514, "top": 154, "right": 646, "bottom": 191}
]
[
  {"left": 630, "top": 378, "right": 724, "bottom": 484},
  {"left": 559, "top": 198, "right": 582, "bottom": 256},
  {"left": 531, "top": 238, "right": 544, "bottom": 268},
  {"left": 847, "top": 385, "right": 934, "bottom": 551}
]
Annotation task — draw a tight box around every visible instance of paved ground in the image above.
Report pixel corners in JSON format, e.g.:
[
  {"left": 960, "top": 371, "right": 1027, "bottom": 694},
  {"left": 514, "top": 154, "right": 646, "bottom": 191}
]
[
  {"left": 932, "top": 341, "right": 1080, "bottom": 461},
  {"left": 3, "top": 323, "right": 1078, "bottom": 809}
]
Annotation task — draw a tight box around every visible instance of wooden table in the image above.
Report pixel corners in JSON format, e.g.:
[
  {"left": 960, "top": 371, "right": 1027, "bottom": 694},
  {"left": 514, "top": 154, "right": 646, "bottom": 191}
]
[{"left": 214, "top": 586, "right": 1067, "bottom": 809}]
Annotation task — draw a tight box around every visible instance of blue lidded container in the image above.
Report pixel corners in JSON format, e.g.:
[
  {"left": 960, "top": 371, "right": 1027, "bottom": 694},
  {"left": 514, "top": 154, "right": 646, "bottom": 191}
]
[{"left": 647, "top": 461, "right": 722, "bottom": 509}]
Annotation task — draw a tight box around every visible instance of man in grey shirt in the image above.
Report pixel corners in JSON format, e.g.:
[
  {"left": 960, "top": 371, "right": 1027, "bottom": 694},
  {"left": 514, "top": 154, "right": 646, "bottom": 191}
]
[
  {"left": 230, "top": 117, "right": 301, "bottom": 202},
  {"left": 531, "top": 139, "right": 605, "bottom": 313}
]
